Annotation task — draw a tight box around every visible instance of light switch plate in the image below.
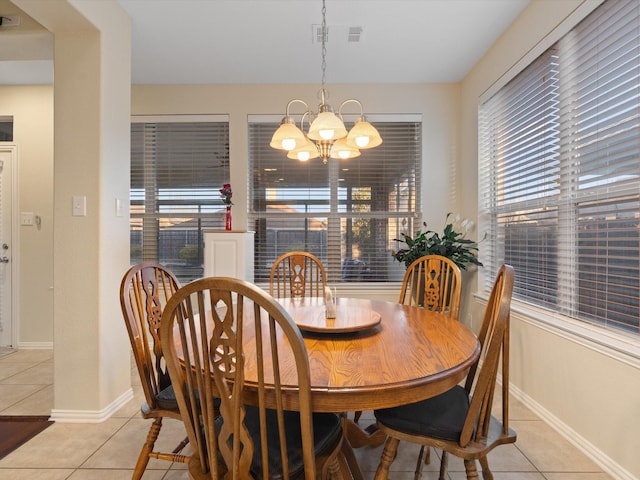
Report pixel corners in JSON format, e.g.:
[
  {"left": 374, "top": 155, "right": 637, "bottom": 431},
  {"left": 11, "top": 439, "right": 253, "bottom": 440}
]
[
  {"left": 72, "top": 196, "right": 86, "bottom": 216},
  {"left": 21, "top": 212, "right": 34, "bottom": 226}
]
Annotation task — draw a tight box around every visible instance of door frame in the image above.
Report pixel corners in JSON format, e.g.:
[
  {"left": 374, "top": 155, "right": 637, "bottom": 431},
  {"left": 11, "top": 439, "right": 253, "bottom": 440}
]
[{"left": 0, "top": 145, "right": 19, "bottom": 347}]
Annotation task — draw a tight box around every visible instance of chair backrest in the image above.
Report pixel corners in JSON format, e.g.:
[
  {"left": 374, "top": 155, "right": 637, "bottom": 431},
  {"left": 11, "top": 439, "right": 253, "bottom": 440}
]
[
  {"left": 459, "top": 264, "right": 514, "bottom": 447},
  {"left": 160, "top": 277, "right": 320, "bottom": 479},
  {"left": 399, "top": 254, "right": 462, "bottom": 319},
  {"left": 269, "top": 251, "right": 327, "bottom": 299},
  {"left": 119, "top": 262, "right": 180, "bottom": 409}
]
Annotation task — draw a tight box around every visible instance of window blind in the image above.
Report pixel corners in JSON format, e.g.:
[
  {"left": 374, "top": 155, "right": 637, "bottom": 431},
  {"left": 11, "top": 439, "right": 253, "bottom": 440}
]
[
  {"left": 0, "top": 117, "right": 12, "bottom": 142},
  {"left": 248, "top": 119, "right": 421, "bottom": 283},
  {"left": 479, "top": 0, "right": 640, "bottom": 334},
  {"left": 130, "top": 117, "right": 230, "bottom": 283}
]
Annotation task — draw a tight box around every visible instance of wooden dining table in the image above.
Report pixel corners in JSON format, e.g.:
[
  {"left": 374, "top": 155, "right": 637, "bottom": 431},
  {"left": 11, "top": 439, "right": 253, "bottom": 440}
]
[
  {"left": 273, "top": 296, "right": 480, "bottom": 413},
  {"left": 176, "top": 294, "right": 480, "bottom": 479},
  {"left": 273, "top": 295, "right": 481, "bottom": 479}
]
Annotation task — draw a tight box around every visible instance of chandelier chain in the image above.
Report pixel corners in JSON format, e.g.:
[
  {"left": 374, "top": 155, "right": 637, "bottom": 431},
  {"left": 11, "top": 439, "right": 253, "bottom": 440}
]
[
  {"left": 270, "top": 0, "right": 382, "bottom": 162},
  {"left": 321, "top": 0, "right": 327, "bottom": 91}
]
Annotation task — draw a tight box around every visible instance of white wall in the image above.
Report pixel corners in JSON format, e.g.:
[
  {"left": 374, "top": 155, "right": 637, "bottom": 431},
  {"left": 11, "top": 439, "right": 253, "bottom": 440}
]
[
  {"left": 0, "top": 85, "right": 54, "bottom": 347},
  {"left": 460, "top": 1, "right": 639, "bottom": 479}
]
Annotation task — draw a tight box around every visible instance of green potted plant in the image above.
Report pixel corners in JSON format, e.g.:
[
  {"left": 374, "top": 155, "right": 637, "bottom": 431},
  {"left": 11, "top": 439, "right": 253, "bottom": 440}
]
[{"left": 392, "top": 213, "right": 483, "bottom": 270}]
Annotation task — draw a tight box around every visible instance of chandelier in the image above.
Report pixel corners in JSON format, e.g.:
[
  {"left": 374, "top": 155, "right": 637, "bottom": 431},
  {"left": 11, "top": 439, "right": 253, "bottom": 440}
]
[{"left": 269, "top": 0, "right": 382, "bottom": 164}]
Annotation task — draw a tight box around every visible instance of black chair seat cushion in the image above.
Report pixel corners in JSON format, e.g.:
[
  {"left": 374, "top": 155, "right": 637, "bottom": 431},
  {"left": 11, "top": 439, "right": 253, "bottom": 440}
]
[
  {"left": 155, "top": 384, "right": 180, "bottom": 410},
  {"left": 146, "top": 385, "right": 217, "bottom": 413},
  {"left": 374, "top": 385, "right": 469, "bottom": 442},
  {"left": 215, "top": 407, "right": 342, "bottom": 480},
  {"left": 141, "top": 385, "right": 179, "bottom": 414}
]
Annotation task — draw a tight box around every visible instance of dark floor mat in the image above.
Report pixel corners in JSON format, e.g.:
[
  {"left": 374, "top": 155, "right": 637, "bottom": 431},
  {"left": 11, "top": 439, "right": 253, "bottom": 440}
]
[{"left": 0, "top": 415, "right": 54, "bottom": 459}]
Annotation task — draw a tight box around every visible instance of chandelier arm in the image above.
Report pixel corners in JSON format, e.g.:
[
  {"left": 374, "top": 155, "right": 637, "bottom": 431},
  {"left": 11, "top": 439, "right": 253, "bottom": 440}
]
[
  {"left": 337, "top": 99, "right": 365, "bottom": 121},
  {"left": 285, "top": 99, "right": 311, "bottom": 117}
]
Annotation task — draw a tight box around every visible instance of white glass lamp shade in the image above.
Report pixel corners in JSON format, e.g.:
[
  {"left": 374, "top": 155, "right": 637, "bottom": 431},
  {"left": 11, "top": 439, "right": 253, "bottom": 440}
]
[
  {"left": 330, "top": 137, "right": 361, "bottom": 159},
  {"left": 270, "top": 121, "right": 306, "bottom": 151},
  {"left": 346, "top": 119, "right": 383, "bottom": 149},
  {"left": 308, "top": 111, "right": 348, "bottom": 141},
  {"left": 287, "top": 137, "right": 320, "bottom": 161}
]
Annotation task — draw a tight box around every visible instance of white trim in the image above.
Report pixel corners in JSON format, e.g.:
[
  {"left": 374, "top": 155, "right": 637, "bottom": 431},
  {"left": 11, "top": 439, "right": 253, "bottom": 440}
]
[
  {"left": 11, "top": 145, "right": 19, "bottom": 349},
  {"left": 17, "top": 341, "right": 53, "bottom": 349},
  {"left": 247, "top": 113, "right": 423, "bottom": 124},
  {"left": 509, "top": 381, "right": 637, "bottom": 480},
  {"left": 0, "top": 145, "right": 19, "bottom": 348},
  {"left": 480, "top": 0, "right": 605, "bottom": 103},
  {"left": 50, "top": 388, "right": 134, "bottom": 423},
  {"left": 475, "top": 293, "right": 640, "bottom": 368},
  {"left": 255, "top": 282, "right": 401, "bottom": 303},
  {"left": 131, "top": 114, "right": 229, "bottom": 123}
]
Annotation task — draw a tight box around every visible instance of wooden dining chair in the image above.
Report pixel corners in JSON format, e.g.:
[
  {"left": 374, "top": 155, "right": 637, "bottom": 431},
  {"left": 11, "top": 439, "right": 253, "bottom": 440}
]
[
  {"left": 373, "top": 264, "right": 516, "bottom": 480},
  {"left": 399, "top": 254, "right": 462, "bottom": 319},
  {"left": 353, "top": 254, "right": 462, "bottom": 426},
  {"left": 270, "top": 251, "right": 327, "bottom": 299},
  {"left": 159, "top": 276, "right": 346, "bottom": 480},
  {"left": 119, "top": 262, "right": 190, "bottom": 479}
]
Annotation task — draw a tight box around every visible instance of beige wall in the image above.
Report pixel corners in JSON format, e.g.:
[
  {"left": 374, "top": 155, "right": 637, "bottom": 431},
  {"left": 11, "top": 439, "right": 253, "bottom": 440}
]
[
  {"left": 13, "top": 0, "right": 132, "bottom": 418},
  {"left": 0, "top": 85, "right": 54, "bottom": 346},
  {"left": 5, "top": 0, "right": 638, "bottom": 475},
  {"left": 0, "top": 82, "right": 461, "bottom": 343},
  {"left": 132, "top": 82, "right": 461, "bottom": 235},
  {"left": 460, "top": 1, "right": 639, "bottom": 479}
]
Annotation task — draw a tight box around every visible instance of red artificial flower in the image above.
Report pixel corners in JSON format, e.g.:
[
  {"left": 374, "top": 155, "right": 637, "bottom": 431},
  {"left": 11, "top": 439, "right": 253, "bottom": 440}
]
[{"left": 220, "top": 183, "right": 233, "bottom": 206}]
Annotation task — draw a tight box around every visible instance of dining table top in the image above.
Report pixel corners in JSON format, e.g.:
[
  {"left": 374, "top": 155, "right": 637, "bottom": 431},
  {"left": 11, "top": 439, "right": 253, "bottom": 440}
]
[{"left": 267, "top": 295, "right": 481, "bottom": 413}]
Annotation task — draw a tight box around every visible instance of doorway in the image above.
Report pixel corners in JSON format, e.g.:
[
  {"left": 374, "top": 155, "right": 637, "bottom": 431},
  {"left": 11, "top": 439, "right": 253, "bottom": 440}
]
[{"left": 0, "top": 146, "right": 15, "bottom": 347}]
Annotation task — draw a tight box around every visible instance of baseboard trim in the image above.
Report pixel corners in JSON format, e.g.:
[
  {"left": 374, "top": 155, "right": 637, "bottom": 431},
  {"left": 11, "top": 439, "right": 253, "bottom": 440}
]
[
  {"left": 509, "top": 382, "right": 635, "bottom": 480},
  {"left": 50, "top": 388, "right": 134, "bottom": 423},
  {"left": 16, "top": 342, "right": 53, "bottom": 349}
]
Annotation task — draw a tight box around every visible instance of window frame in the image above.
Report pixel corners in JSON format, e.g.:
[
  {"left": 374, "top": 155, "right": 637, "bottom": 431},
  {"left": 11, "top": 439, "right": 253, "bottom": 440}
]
[
  {"left": 248, "top": 114, "right": 422, "bottom": 285},
  {"left": 130, "top": 114, "right": 230, "bottom": 283},
  {"left": 477, "top": 0, "right": 640, "bottom": 364}
]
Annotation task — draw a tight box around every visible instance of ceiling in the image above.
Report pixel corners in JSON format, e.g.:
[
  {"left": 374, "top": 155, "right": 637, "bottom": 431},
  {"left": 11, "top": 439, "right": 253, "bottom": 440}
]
[{"left": 0, "top": 0, "right": 530, "bottom": 86}]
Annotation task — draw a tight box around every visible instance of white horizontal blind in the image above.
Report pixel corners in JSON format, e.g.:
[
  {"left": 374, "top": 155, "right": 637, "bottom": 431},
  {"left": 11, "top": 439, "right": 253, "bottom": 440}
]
[
  {"left": 479, "top": 0, "right": 640, "bottom": 334},
  {"left": 248, "top": 120, "right": 421, "bottom": 283},
  {"left": 130, "top": 117, "right": 230, "bottom": 283}
]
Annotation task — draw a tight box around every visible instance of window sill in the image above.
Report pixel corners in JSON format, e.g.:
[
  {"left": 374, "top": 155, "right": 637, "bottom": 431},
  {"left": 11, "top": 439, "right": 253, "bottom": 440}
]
[
  {"left": 256, "top": 282, "right": 402, "bottom": 303},
  {"left": 474, "top": 293, "right": 640, "bottom": 368}
]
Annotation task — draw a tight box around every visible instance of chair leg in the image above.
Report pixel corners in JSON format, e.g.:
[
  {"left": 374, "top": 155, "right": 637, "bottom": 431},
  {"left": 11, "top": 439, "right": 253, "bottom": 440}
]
[
  {"left": 479, "top": 456, "right": 494, "bottom": 480},
  {"left": 439, "top": 451, "right": 448, "bottom": 480},
  {"left": 413, "top": 445, "right": 426, "bottom": 480},
  {"left": 133, "top": 417, "right": 162, "bottom": 480},
  {"left": 463, "top": 459, "right": 481, "bottom": 480},
  {"left": 353, "top": 410, "right": 362, "bottom": 423},
  {"left": 413, "top": 445, "right": 432, "bottom": 480},
  {"left": 373, "top": 436, "right": 400, "bottom": 480},
  {"left": 171, "top": 436, "right": 190, "bottom": 455}
]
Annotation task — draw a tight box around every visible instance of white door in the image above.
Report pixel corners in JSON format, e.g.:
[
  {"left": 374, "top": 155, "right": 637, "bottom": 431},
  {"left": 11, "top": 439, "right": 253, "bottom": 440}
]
[{"left": 0, "top": 147, "right": 14, "bottom": 347}]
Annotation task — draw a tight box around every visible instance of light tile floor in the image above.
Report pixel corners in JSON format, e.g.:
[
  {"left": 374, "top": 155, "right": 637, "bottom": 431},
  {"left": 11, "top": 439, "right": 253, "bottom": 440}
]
[{"left": 0, "top": 349, "right": 613, "bottom": 479}]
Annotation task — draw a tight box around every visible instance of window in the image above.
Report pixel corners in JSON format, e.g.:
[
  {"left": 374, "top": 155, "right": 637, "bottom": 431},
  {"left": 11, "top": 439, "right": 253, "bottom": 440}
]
[
  {"left": 130, "top": 115, "right": 229, "bottom": 283},
  {"left": 0, "top": 116, "right": 13, "bottom": 142},
  {"left": 479, "top": 0, "right": 640, "bottom": 335},
  {"left": 249, "top": 116, "right": 421, "bottom": 283}
]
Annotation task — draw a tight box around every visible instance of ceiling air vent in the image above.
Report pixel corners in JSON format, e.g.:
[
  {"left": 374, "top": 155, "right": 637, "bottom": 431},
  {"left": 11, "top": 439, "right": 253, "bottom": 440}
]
[
  {"left": 348, "top": 26, "right": 362, "bottom": 42},
  {"left": 312, "top": 24, "right": 363, "bottom": 43}
]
